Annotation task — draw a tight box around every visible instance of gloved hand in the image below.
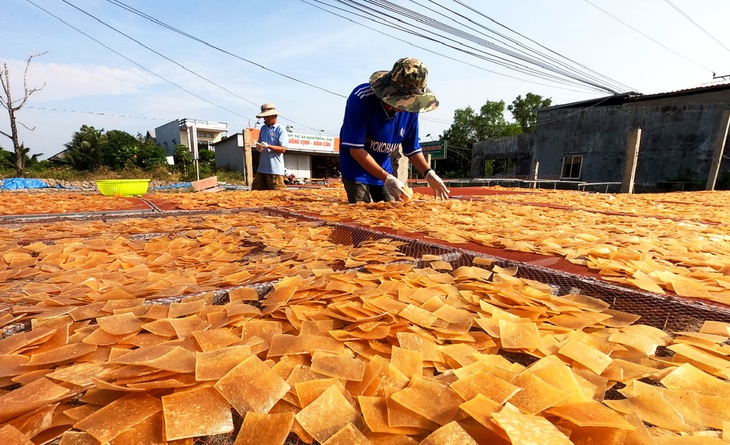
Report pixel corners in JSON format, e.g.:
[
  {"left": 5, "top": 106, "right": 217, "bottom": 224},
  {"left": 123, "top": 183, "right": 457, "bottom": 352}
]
[
  {"left": 255, "top": 141, "right": 268, "bottom": 152},
  {"left": 426, "top": 170, "right": 450, "bottom": 200},
  {"left": 384, "top": 174, "right": 407, "bottom": 201}
]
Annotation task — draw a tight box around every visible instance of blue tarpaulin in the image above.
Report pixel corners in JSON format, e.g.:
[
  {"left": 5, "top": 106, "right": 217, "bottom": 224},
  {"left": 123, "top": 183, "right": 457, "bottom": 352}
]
[
  {"left": 153, "top": 182, "right": 191, "bottom": 190},
  {"left": 0, "top": 178, "right": 52, "bottom": 190}
]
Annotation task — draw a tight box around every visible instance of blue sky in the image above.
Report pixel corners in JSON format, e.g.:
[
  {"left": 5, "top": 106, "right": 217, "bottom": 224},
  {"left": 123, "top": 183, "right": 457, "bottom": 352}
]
[{"left": 2, "top": 0, "right": 730, "bottom": 159}]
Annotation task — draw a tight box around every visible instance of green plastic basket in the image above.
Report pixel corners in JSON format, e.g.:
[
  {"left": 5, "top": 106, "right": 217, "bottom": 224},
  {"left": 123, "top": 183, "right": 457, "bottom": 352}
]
[{"left": 96, "top": 179, "right": 150, "bottom": 196}]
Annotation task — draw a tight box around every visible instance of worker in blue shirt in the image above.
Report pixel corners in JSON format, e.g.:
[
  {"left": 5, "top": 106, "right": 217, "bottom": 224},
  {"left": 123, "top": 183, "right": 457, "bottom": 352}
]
[
  {"left": 252, "top": 103, "right": 288, "bottom": 191},
  {"left": 339, "top": 57, "right": 450, "bottom": 203}
]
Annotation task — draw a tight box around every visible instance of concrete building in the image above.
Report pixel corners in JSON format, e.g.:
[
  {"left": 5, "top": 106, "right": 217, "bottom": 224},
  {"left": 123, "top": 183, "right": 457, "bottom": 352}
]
[
  {"left": 154, "top": 119, "right": 228, "bottom": 156},
  {"left": 472, "top": 82, "right": 730, "bottom": 192}
]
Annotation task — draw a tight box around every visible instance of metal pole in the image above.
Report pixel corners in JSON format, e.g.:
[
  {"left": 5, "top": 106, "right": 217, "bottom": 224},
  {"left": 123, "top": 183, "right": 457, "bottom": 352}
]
[{"left": 188, "top": 123, "right": 200, "bottom": 181}]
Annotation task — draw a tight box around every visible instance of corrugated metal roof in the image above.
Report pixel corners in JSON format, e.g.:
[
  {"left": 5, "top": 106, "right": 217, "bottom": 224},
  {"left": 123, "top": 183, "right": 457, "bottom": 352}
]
[{"left": 542, "top": 80, "right": 730, "bottom": 111}]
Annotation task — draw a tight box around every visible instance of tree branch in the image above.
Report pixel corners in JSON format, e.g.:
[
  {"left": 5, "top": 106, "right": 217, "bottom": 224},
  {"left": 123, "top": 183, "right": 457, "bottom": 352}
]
[
  {"left": 18, "top": 121, "right": 37, "bottom": 132},
  {"left": 14, "top": 52, "right": 47, "bottom": 111}
]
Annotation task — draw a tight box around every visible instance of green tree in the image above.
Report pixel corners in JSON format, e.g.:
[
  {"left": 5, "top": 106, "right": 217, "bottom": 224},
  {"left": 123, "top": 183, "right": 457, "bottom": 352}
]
[
  {"left": 62, "top": 125, "right": 106, "bottom": 171},
  {"left": 0, "top": 145, "right": 12, "bottom": 170},
  {"left": 103, "top": 129, "right": 139, "bottom": 170},
  {"left": 135, "top": 134, "right": 167, "bottom": 169},
  {"left": 1, "top": 143, "right": 46, "bottom": 174},
  {"left": 508, "top": 93, "right": 552, "bottom": 133},
  {"left": 439, "top": 100, "right": 521, "bottom": 177},
  {"left": 172, "top": 143, "right": 193, "bottom": 177}
]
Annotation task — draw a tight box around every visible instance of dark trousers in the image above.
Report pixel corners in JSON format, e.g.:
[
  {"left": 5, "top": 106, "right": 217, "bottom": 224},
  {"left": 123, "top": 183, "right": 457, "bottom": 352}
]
[{"left": 342, "top": 178, "right": 394, "bottom": 203}]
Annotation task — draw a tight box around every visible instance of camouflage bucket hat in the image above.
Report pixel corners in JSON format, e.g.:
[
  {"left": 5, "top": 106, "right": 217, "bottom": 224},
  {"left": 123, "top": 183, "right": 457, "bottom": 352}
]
[{"left": 369, "top": 57, "right": 439, "bottom": 113}]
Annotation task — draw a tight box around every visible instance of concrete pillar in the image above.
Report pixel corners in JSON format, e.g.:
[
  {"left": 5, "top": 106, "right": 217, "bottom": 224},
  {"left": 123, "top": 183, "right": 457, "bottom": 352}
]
[
  {"left": 243, "top": 128, "right": 254, "bottom": 187},
  {"left": 620, "top": 128, "right": 641, "bottom": 194},
  {"left": 706, "top": 110, "right": 730, "bottom": 191}
]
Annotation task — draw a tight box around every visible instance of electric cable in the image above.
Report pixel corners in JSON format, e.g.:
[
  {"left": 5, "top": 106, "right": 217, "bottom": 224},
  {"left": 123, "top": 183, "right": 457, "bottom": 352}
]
[
  {"left": 583, "top": 0, "right": 715, "bottom": 74},
  {"left": 25, "top": 0, "right": 256, "bottom": 122},
  {"left": 304, "top": 0, "right": 610, "bottom": 96},
  {"left": 60, "top": 0, "right": 261, "bottom": 109},
  {"left": 65, "top": 0, "right": 344, "bottom": 134},
  {"left": 663, "top": 0, "right": 730, "bottom": 54},
  {"left": 28, "top": 106, "right": 168, "bottom": 121},
  {"left": 105, "top": 0, "right": 347, "bottom": 99},
  {"left": 341, "top": 0, "right": 605, "bottom": 88},
  {"left": 317, "top": 0, "right": 614, "bottom": 93},
  {"left": 331, "top": 0, "right": 629, "bottom": 94},
  {"left": 440, "top": 0, "right": 636, "bottom": 93}
]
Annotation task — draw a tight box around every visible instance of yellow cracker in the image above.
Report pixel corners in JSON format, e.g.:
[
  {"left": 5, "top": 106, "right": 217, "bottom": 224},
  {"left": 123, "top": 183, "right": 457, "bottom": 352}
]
[
  {"left": 214, "top": 355, "right": 290, "bottom": 414},
  {"left": 74, "top": 392, "right": 161, "bottom": 443},
  {"left": 162, "top": 386, "right": 233, "bottom": 441},
  {"left": 358, "top": 396, "right": 424, "bottom": 435},
  {"left": 295, "top": 385, "right": 359, "bottom": 443},
  {"left": 558, "top": 339, "right": 613, "bottom": 375},
  {"left": 233, "top": 411, "right": 295, "bottom": 445},
  {"left": 546, "top": 401, "right": 636, "bottom": 429},
  {"left": 419, "top": 421, "right": 478, "bottom": 445},
  {"left": 390, "top": 375, "right": 462, "bottom": 425},
  {"left": 196, "top": 345, "right": 252, "bottom": 381},
  {"left": 492, "top": 404, "right": 572, "bottom": 445},
  {"left": 498, "top": 319, "right": 542, "bottom": 350}
]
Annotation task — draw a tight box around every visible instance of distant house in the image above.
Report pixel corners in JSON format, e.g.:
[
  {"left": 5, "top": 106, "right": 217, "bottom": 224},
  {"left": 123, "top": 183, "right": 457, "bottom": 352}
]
[
  {"left": 214, "top": 128, "right": 340, "bottom": 180},
  {"left": 153, "top": 119, "right": 228, "bottom": 156},
  {"left": 472, "top": 82, "right": 730, "bottom": 192}
]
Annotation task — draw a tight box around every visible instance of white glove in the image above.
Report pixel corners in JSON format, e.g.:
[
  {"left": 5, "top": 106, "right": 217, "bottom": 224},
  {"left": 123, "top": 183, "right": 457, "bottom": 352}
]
[
  {"left": 255, "top": 141, "right": 268, "bottom": 152},
  {"left": 384, "top": 174, "right": 407, "bottom": 201},
  {"left": 425, "top": 170, "right": 450, "bottom": 200}
]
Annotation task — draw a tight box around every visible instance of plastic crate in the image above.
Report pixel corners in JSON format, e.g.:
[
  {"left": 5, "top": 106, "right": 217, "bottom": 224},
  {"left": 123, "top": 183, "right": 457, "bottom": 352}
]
[{"left": 96, "top": 179, "right": 150, "bottom": 196}]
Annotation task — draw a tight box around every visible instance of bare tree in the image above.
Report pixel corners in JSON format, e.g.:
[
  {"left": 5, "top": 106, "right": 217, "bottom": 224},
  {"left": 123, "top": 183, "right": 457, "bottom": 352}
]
[{"left": 0, "top": 52, "right": 46, "bottom": 177}]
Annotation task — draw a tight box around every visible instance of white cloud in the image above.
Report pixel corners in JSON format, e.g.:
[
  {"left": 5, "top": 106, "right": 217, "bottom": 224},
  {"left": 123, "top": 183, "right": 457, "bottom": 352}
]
[{"left": 16, "top": 60, "right": 159, "bottom": 102}]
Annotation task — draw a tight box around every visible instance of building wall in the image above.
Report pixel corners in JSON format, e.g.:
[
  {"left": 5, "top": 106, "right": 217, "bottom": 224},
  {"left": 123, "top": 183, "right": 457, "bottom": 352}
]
[
  {"left": 471, "top": 133, "right": 535, "bottom": 178},
  {"left": 155, "top": 121, "right": 187, "bottom": 156},
  {"left": 532, "top": 91, "right": 730, "bottom": 189},
  {"left": 215, "top": 134, "right": 245, "bottom": 172},
  {"left": 154, "top": 119, "right": 229, "bottom": 156},
  {"left": 533, "top": 105, "right": 628, "bottom": 181},
  {"left": 213, "top": 130, "right": 338, "bottom": 180},
  {"left": 285, "top": 154, "right": 311, "bottom": 179}
]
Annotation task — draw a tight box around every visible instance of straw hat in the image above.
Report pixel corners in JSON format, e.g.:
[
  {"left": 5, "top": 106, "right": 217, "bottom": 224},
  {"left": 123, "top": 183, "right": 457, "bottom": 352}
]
[{"left": 256, "top": 103, "right": 280, "bottom": 118}]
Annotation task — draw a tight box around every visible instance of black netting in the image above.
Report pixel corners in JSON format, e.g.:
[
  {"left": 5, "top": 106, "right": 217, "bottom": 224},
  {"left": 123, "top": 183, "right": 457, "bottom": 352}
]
[{"left": 266, "top": 207, "right": 730, "bottom": 332}]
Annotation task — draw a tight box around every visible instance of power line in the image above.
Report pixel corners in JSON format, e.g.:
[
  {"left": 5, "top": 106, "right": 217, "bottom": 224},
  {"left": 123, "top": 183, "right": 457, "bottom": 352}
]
[
  {"left": 327, "top": 0, "right": 631, "bottom": 94},
  {"left": 303, "top": 0, "right": 603, "bottom": 95},
  {"left": 331, "top": 0, "right": 607, "bottom": 90},
  {"left": 25, "top": 0, "right": 255, "bottom": 122},
  {"left": 60, "top": 0, "right": 260, "bottom": 109},
  {"left": 105, "top": 0, "right": 347, "bottom": 100},
  {"left": 103, "top": 0, "right": 345, "bottom": 133},
  {"left": 583, "top": 0, "right": 715, "bottom": 74},
  {"left": 440, "top": 0, "right": 636, "bottom": 93},
  {"left": 663, "top": 0, "right": 730, "bottom": 53},
  {"left": 28, "top": 106, "right": 168, "bottom": 121},
  {"left": 63, "top": 0, "right": 339, "bottom": 135},
  {"left": 27, "top": 0, "right": 336, "bottom": 135}
]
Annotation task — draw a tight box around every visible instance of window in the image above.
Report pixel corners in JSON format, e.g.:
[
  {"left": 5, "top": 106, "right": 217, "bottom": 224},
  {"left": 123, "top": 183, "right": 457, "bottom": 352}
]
[{"left": 561, "top": 155, "right": 583, "bottom": 180}]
